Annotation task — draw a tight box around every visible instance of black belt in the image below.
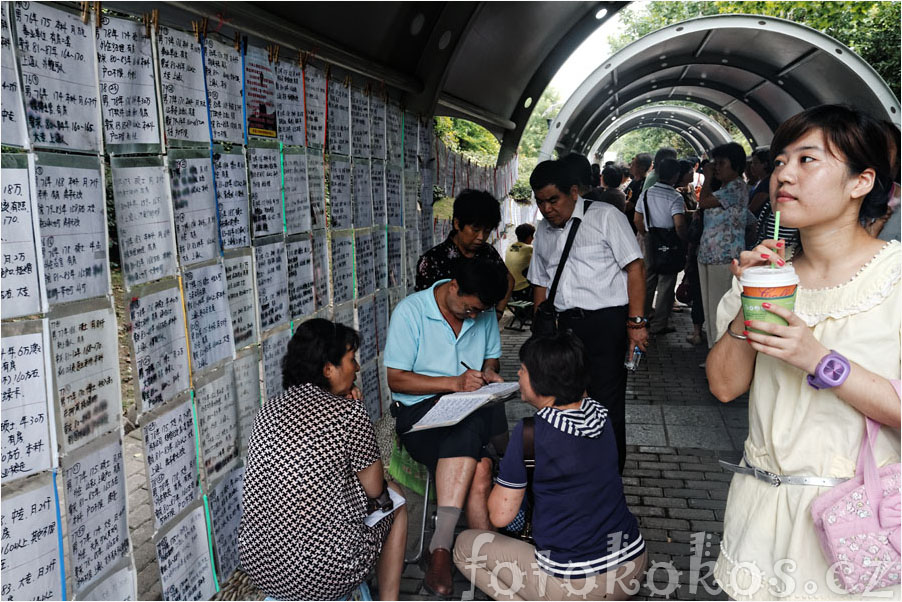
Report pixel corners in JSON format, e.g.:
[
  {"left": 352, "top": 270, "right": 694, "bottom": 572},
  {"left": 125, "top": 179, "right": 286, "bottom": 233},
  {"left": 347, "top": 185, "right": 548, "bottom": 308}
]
[{"left": 557, "top": 307, "right": 606, "bottom": 320}]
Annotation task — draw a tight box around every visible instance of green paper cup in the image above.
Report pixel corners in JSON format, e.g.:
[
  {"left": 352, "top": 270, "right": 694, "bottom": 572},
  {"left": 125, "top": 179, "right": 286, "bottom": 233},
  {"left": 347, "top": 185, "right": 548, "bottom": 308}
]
[{"left": 739, "top": 266, "right": 799, "bottom": 333}]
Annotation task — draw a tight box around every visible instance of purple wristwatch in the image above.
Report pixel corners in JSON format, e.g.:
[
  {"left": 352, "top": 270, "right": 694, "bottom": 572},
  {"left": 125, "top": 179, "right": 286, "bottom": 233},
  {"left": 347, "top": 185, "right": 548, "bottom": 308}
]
[{"left": 807, "top": 350, "right": 851, "bottom": 390}]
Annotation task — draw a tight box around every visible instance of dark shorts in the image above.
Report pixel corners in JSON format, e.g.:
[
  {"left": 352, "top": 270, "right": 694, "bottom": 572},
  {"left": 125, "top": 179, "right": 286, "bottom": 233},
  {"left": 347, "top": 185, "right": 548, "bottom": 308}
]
[{"left": 393, "top": 396, "right": 499, "bottom": 472}]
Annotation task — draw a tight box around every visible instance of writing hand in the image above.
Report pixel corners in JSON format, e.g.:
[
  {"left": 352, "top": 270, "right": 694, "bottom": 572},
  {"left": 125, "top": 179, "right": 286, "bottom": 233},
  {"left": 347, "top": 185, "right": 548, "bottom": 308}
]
[
  {"left": 744, "top": 303, "right": 828, "bottom": 374},
  {"left": 456, "top": 370, "right": 487, "bottom": 392},
  {"left": 483, "top": 369, "right": 504, "bottom": 384}
]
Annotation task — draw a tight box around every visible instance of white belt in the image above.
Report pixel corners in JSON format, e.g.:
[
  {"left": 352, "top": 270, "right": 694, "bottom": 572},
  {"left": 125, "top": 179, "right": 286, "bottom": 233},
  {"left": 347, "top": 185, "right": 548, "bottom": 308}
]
[{"left": 719, "top": 454, "right": 851, "bottom": 487}]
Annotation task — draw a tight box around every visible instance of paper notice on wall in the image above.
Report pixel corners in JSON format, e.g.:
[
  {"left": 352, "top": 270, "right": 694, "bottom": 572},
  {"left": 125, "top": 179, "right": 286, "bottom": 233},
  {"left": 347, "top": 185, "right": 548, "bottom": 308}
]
[
  {"left": 360, "top": 360, "right": 381, "bottom": 423},
  {"left": 283, "top": 149, "right": 311, "bottom": 235},
  {"left": 50, "top": 302, "right": 120, "bottom": 453},
  {"left": 208, "top": 465, "right": 245, "bottom": 582},
  {"left": 375, "top": 289, "right": 389, "bottom": 353},
  {"left": 327, "top": 79, "right": 350, "bottom": 155},
  {"left": 194, "top": 367, "right": 238, "bottom": 484},
  {"left": 307, "top": 150, "right": 326, "bottom": 229},
  {"left": 386, "top": 101, "right": 402, "bottom": 165},
  {"left": 97, "top": 15, "right": 161, "bottom": 151},
  {"left": 388, "top": 228, "right": 404, "bottom": 289},
  {"left": 404, "top": 171, "right": 420, "bottom": 228},
  {"left": 1, "top": 320, "right": 55, "bottom": 484},
  {"left": 370, "top": 95, "right": 386, "bottom": 161},
  {"left": 254, "top": 240, "right": 289, "bottom": 332},
  {"left": 157, "top": 26, "right": 209, "bottom": 146},
  {"left": 275, "top": 60, "right": 304, "bottom": 146},
  {"left": 76, "top": 561, "right": 137, "bottom": 601},
  {"left": 112, "top": 158, "right": 178, "bottom": 289},
  {"left": 14, "top": 2, "right": 101, "bottom": 152},
  {"left": 35, "top": 153, "right": 109, "bottom": 306},
  {"left": 404, "top": 111, "right": 419, "bottom": 171},
  {"left": 169, "top": 152, "right": 219, "bottom": 266},
  {"left": 329, "top": 155, "right": 352, "bottom": 230},
  {"left": 353, "top": 160, "right": 373, "bottom": 228},
  {"left": 213, "top": 147, "right": 251, "bottom": 250},
  {"left": 356, "top": 295, "right": 377, "bottom": 365},
  {"left": 248, "top": 144, "right": 283, "bottom": 238},
  {"left": 62, "top": 434, "right": 130, "bottom": 593},
  {"left": 203, "top": 37, "right": 244, "bottom": 145},
  {"left": 183, "top": 262, "right": 235, "bottom": 374},
  {"left": 261, "top": 326, "right": 290, "bottom": 401},
  {"left": 223, "top": 251, "right": 258, "bottom": 349},
  {"left": 405, "top": 227, "right": 419, "bottom": 293},
  {"left": 142, "top": 399, "right": 199, "bottom": 530},
  {"left": 129, "top": 283, "right": 190, "bottom": 416},
  {"left": 244, "top": 45, "right": 277, "bottom": 139},
  {"left": 386, "top": 165, "right": 402, "bottom": 227},
  {"left": 332, "top": 300, "right": 355, "bottom": 332},
  {"left": 233, "top": 349, "right": 261, "bottom": 453},
  {"left": 331, "top": 230, "right": 354, "bottom": 304},
  {"left": 286, "top": 235, "right": 315, "bottom": 319},
  {"left": 154, "top": 505, "right": 217, "bottom": 601},
  {"left": 1, "top": 3, "right": 27, "bottom": 147},
  {"left": 351, "top": 87, "right": 370, "bottom": 159},
  {"left": 355, "top": 229, "right": 375, "bottom": 298},
  {"left": 0, "top": 475, "right": 63, "bottom": 602},
  {"left": 312, "top": 229, "right": 330, "bottom": 311},
  {"left": 303, "top": 63, "right": 326, "bottom": 147},
  {"left": 1, "top": 155, "right": 45, "bottom": 318},
  {"left": 373, "top": 227, "right": 388, "bottom": 291},
  {"left": 371, "top": 160, "right": 386, "bottom": 226}
]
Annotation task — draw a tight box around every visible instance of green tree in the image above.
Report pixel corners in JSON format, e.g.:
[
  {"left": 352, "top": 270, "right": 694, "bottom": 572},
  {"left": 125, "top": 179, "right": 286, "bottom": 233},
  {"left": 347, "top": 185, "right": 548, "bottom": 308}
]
[
  {"left": 511, "top": 87, "right": 563, "bottom": 197},
  {"left": 434, "top": 116, "right": 500, "bottom": 167},
  {"left": 607, "top": 127, "right": 697, "bottom": 164}
]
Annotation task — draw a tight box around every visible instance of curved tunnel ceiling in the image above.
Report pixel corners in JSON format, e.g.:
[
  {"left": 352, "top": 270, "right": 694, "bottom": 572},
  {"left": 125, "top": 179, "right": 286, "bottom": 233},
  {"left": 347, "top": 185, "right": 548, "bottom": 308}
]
[
  {"left": 589, "top": 106, "right": 733, "bottom": 158},
  {"left": 542, "top": 14, "right": 901, "bottom": 160}
]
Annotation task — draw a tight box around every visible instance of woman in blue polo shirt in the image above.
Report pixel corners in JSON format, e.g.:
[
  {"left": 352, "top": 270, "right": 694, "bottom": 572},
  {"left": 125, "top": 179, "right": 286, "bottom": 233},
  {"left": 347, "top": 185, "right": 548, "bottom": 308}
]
[{"left": 453, "top": 332, "right": 647, "bottom": 600}]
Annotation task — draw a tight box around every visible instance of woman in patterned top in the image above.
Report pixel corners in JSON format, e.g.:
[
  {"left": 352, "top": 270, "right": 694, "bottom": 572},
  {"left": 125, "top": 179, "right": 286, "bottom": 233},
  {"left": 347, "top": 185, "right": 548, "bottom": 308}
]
[{"left": 239, "top": 319, "right": 408, "bottom": 600}]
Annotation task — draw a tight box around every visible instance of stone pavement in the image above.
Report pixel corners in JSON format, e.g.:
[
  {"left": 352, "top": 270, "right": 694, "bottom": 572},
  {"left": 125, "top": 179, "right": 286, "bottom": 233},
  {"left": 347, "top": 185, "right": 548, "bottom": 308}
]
[{"left": 126, "top": 303, "right": 747, "bottom": 600}]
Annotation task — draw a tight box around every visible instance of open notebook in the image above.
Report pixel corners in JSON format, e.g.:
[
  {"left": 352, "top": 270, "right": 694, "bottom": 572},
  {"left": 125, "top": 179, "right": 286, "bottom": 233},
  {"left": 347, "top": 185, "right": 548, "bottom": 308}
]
[{"left": 406, "top": 382, "right": 520, "bottom": 432}]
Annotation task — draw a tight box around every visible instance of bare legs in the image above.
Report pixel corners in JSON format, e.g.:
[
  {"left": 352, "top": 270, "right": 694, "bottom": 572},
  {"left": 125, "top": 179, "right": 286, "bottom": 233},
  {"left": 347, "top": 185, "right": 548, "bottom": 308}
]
[{"left": 376, "top": 481, "right": 408, "bottom": 601}]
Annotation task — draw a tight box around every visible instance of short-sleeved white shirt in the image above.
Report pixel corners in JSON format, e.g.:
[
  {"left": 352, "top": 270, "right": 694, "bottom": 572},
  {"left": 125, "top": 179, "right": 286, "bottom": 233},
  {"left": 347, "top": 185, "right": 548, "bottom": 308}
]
[{"left": 635, "top": 182, "right": 685, "bottom": 230}]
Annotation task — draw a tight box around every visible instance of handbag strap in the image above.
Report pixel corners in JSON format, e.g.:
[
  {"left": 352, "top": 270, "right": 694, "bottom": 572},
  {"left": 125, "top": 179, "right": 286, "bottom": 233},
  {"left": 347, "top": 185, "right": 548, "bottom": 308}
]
[
  {"left": 522, "top": 416, "right": 535, "bottom": 507},
  {"left": 546, "top": 200, "right": 590, "bottom": 306},
  {"left": 641, "top": 189, "right": 656, "bottom": 229},
  {"left": 857, "top": 417, "right": 885, "bottom": 506}
]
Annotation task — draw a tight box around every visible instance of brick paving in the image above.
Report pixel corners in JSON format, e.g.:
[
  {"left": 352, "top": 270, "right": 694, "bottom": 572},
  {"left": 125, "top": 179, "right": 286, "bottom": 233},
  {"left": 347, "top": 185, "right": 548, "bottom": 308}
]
[{"left": 128, "top": 303, "right": 746, "bottom": 600}]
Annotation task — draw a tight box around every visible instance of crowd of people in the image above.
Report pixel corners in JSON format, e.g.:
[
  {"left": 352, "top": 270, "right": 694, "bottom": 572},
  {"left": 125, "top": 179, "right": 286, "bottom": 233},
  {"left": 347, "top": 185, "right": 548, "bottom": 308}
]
[{"left": 235, "top": 104, "right": 900, "bottom": 601}]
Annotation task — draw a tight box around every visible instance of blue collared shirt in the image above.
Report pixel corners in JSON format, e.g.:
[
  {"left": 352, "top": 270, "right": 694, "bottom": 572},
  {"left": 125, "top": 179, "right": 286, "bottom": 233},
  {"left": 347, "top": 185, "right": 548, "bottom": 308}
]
[{"left": 383, "top": 279, "right": 502, "bottom": 406}]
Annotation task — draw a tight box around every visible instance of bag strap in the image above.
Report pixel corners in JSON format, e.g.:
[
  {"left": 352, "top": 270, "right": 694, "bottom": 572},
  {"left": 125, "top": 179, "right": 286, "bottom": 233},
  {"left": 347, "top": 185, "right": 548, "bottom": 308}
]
[
  {"left": 546, "top": 201, "right": 591, "bottom": 306},
  {"left": 857, "top": 417, "right": 885, "bottom": 506},
  {"left": 641, "top": 189, "right": 655, "bottom": 229},
  {"left": 522, "top": 416, "right": 535, "bottom": 509}
]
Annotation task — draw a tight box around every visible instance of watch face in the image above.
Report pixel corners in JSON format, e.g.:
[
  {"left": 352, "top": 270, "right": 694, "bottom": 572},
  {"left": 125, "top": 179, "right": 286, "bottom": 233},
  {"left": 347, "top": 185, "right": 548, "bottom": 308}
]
[{"left": 823, "top": 359, "right": 847, "bottom": 383}]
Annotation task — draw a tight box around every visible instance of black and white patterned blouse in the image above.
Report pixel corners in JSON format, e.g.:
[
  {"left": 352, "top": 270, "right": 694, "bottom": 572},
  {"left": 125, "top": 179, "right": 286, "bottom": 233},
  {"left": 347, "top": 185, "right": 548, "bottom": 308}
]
[
  {"left": 415, "top": 233, "right": 507, "bottom": 291},
  {"left": 238, "top": 383, "right": 392, "bottom": 600}
]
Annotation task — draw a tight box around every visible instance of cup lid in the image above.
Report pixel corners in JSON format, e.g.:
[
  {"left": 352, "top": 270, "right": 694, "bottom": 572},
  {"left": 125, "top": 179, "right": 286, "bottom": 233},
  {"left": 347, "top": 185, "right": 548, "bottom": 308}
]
[{"left": 739, "top": 265, "right": 799, "bottom": 286}]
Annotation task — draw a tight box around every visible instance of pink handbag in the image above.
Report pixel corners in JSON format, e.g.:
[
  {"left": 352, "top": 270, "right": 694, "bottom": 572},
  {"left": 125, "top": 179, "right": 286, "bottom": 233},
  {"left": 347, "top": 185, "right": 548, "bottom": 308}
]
[{"left": 810, "top": 417, "right": 901, "bottom": 593}]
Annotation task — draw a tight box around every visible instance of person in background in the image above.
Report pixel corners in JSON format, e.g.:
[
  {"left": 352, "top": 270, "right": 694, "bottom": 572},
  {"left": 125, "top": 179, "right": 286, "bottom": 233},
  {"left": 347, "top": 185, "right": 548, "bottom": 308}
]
[
  {"left": 240, "top": 320, "right": 408, "bottom": 601},
  {"left": 561, "top": 152, "right": 595, "bottom": 196},
  {"left": 641, "top": 147, "right": 678, "bottom": 193},
  {"left": 505, "top": 223, "right": 535, "bottom": 302},
  {"left": 585, "top": 164, "right": 627, "bottom": 212},
  {"left": 591, "top": 162, "right": 601, "bottom": 188},
  {"left": 624, "top": 153, "right": 652, "bottom": 234},
  {"left": 708, "top": 103, "right": 900, "bottom": 601},
  {"left": 747, "top": 147, "right": 772, "bottom": 217},
  {"left": 677, "top": 159, "right": 698, "bottom": 210}
]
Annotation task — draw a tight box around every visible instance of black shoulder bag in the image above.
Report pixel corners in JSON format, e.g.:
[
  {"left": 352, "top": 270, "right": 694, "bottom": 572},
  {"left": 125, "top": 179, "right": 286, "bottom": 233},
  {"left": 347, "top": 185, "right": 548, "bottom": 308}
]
[{"left": 642, "top": 190, "right": 686, "bottom": 275}]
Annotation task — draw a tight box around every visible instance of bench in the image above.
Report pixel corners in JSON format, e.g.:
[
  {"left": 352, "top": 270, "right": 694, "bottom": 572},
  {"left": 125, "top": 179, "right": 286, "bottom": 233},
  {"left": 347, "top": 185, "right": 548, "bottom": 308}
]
[{"left": 505, "top": 300, "right": 534, "bottom": 331}]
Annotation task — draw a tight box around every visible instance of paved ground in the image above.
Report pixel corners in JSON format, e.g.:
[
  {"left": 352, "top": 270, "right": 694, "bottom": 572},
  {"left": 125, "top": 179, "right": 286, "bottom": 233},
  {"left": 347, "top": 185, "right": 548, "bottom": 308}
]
[{"left": 127, "top": 303, "right": 747, "bottom": 600}]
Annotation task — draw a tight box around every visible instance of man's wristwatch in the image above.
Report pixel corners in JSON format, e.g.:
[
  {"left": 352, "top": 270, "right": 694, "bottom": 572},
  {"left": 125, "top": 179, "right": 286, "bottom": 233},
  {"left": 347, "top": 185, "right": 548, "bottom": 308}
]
[
  {"left": 807, "top": 350, "right": 851, "bottom": 390},
  {"left": 627, "top": 316, "right": 648, "bottom": 329}
]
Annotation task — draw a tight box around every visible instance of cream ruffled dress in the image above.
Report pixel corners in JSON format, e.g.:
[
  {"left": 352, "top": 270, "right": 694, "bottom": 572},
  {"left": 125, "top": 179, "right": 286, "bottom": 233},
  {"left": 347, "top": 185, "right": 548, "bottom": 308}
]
[{"left": 712, "top": 241, "right": 901, "bottom": 600}]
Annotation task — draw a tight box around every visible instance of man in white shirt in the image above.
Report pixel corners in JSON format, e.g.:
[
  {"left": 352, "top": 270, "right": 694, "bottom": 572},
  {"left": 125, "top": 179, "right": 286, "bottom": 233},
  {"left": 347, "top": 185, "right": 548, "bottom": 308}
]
[
  {"left": 528, "top": 160, "right": 648, "bottom": 474},
  {"left": 634, "top": 158, "right": 688, "bottom": 335}
]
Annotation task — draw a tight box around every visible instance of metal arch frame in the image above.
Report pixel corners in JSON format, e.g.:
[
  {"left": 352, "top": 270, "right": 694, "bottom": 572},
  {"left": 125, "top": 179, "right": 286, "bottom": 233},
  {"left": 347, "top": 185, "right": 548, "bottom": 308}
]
[
  {"left": 587, "top": 106, "right": 733, "bottom": 158},
  {"left": 595, "top": 123, "right": 708, "bottom": 157},
  {"left": 541, "top": 14, "right": 901, "bottom": 161}
]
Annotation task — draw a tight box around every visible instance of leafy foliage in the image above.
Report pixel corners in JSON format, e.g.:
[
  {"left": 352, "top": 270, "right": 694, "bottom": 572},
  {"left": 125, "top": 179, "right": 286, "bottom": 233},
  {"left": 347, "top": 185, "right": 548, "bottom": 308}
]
[{"left": 434, "top": 116, "right": 500, "bottom": 167}]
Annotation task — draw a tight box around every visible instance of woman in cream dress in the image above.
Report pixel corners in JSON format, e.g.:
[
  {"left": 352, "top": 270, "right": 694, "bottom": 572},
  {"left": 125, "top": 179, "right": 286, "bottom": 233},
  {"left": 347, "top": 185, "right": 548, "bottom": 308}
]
[{"left": 707, "top": 105, "right": 900, "bottom": 600}]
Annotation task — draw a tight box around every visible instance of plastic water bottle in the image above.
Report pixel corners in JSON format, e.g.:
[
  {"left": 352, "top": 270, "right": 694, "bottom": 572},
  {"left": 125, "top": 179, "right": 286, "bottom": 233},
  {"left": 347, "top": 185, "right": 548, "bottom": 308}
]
[{"left": 624, "top": 346, "right": 643, "bottom": 371}]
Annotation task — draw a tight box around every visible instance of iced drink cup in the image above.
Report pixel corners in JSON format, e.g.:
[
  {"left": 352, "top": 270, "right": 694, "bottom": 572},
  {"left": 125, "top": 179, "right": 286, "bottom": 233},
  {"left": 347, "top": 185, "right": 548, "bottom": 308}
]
[{"left": 740, "top": 266, "right": 799, "bottom": 334}]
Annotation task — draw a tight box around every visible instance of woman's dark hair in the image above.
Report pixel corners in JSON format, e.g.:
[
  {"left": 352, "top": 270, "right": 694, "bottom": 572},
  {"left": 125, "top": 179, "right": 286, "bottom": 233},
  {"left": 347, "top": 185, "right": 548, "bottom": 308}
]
[
  {"left": 751, "top": 147, "right": 772, "bottom": 174},
  {"left": 454, "top": 257, "right": 508, "bottom": 308},
  {"left": 711, "top": 142, "right": 747, "bottom": 174},
  {"left": 453, "top": 189, "right": 501, "bottom": 230},
  {"left": 770, "top": 104, "right": 895, "bottom": 219},
  {"left": 601, "top": 165, "right": 621, "bottom": 189},
  {"left": 530, "top": 159, "right": 576, "bottom": 194},
  {"left": 518, "top": 331, "right": 589, "bottom": 406},
  {"left": 515, "top": 223, "right": 535, "bottom": 242},
  {"left": 677, "top": 159, "right": 695, "bottom": 182},
  {"left": 282, "top": 319, "right": 359, "bottom": 391}
]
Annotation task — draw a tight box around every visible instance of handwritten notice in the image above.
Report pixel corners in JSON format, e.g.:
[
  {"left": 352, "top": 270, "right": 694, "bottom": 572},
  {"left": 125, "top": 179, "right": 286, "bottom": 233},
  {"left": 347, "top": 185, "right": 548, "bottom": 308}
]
[
  {"left": 14, "top": 2, "right": 100, "bottom": 151},
  {"left": 62, "top": 436, "right": 129, "bottom": 592},
  {"left": 0, "top": 476, "right": 62, "bottom": 601},
  {"left": 77, "top": 562, "right": 136, "bottom": 601},
  {"left": 311, "top": 230, "right": 330, "bottom": 310},
  {"left": 360, "top": 361, "right": 381, "bottom": 423},
  {"left": 370, "top": 95, "right": 386, "bottom": 161},
  {"left": 388, "top": 228, "right": 403, "bottom": 288},
  {"left": 275, "top": 61, "right": 304, "bottom": 146},
  {"left": 213, "top": 148, "right": 250, "bottom": 250},
  {"left": 203, "top": 37, "right": 243, "bottom": 145},
  {"left": 50, "top": 303, "right": 120, "bottom": 453},
  {"left": 356, "top": 296, "right": 377, "bottom": 365},
  {"left": 262, "top": 327, "right": 290, "bottom": 401},
  {"left": 286, "top": 236, "right": 315, "bottom": 319},
  {"left": 183, "top": 262, "right": 234, "bottom": 373},
  {"left": 1, "top": 157, "right": 45, "bottom": 318},
  {"left": 248, "top": 145, "right": 283, "bottom": 237},
  {"left": 194, "top": 368, "right": 238, "bottom": 483},
  {"left": 142, "top": 400, "right": 199, "bottom": 530},
  {"left": 373, "top": 228, "right": 387, "bottom": 291},
  {"left": 233, "top": 350, "right": 261, "bottom": 453},
  {"left": 96, "top": 15, "right": 160, "bottom": 150},
  {"left": 35, "top": 154, "right": 109, "bottom": 305},
  {"left": 404, "top": 171, "right": 420, "bottom": 229},
  {"left": 157, "top": 26, "right": 209, "bottom": 145},
  {"left": 386, "top": 165, "right": 402, "bottom": 226},
  {"left": 419, "top": 118, "right": 434, "bottom": 168},
  {"left": 405, "top": 228, "right": 420, "bottom": 292},
  {"left": 331, "top": 230, "right": 354, "bottom": 304},
  {"left": 208, "top": 465, "right": 245, "bottom": 582},
  {"left": 386, "top": 101, "right": 402, "bottom": 165},
  {"left": 155, "top": 506, "right": 217, "bottom": 601},
  {"left": 420, "top": 202, "right": 434, "bottom": 253},
  {"left": 254, "top": 240, "right": 289, "bottom": 332},
  {"left": 353, "top": 161, "right": 373, "bottom": 228},
  {"left": 327, "top": 80, "right": 350, "bottom": 155},
  {"left": 223, "top": 252, "right": 258, "bottom": 349},
  {"left": 371, "top": 161, "right": 386, "bottom": 226},
  {"left": 379, "top": 360, "right": 391, "bottom": 415},
  {"left": 1, "top": 3, "right": 27, "bottom": 147},
  {"left": 332, "top": 301, "right": 355, "bottom": 332},
  {"left": 169, "top": 153, "right": 218, "bottom": 266},
  {"left": 112, "top": 160, "right": 178, "bottom": 289},
  {"left": 350, "top": 87, "right": 370, "bottom": 158},
  {"left": 1, "top": 322, "right": 54, "bottom": 484},
  {"left": 404, "top": 112, "right": 419, "bottom": 171},
  {"left": 355, "top": 230, "right": 375, "bottom": 298},
  {"left": 244, "top": 45, "right": 276, "bottom": 138},
  {"left": 303, "top": 63, "right": 326, "bottom": 147},
  {"left": 307, "top": 150, "right": 326, "bottom": 229},
  {"left": 375, "top": 290, "right": 389, "bottom": 353},
  {"left": 329, "top": 156, "right": 352, "bottom": 230},
  {"left": 283, "top": 150, "right": 311, "bottom": 235},
  {"left": 129, "top": 285, "right": 189, "bottom": 416}
]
